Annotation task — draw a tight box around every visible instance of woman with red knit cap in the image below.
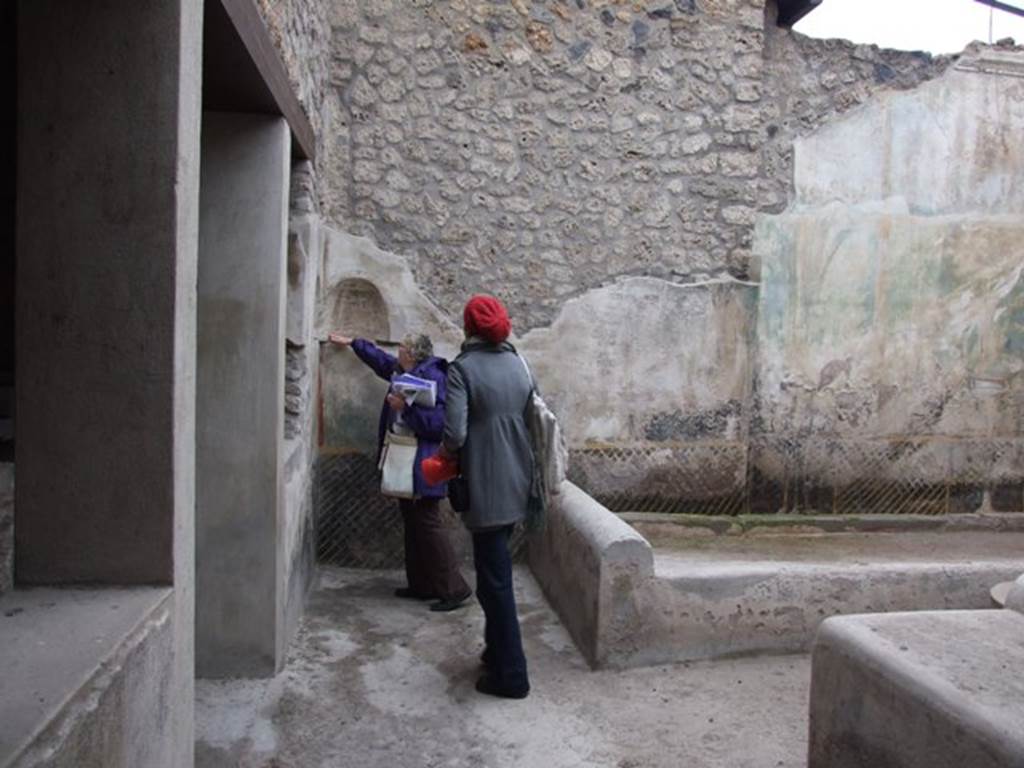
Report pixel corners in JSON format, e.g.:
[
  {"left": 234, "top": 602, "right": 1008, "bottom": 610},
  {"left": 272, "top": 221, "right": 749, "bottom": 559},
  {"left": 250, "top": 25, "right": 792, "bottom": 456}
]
[{"left": 441, "top": 294, "right": 533, "bottom": 699}]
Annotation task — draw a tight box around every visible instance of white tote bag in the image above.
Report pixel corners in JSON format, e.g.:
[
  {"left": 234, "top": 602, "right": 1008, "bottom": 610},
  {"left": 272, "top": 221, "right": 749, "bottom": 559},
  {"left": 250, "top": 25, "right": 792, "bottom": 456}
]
[{"left": 378, "top": 431, "right": 418, "bottom": 499}]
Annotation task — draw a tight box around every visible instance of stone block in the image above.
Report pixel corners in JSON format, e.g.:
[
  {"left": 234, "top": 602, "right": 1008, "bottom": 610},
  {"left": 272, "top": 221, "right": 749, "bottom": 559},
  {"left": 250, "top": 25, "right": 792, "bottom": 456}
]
[
  {"left": 809, "top": 610, "right": 1024, "bottom": 768},
  {"left": 528, "top": 482, "right": 654, "bottom": 668},
  {"left": 1, "top": 588, "right": 176, "bottom": 767}
]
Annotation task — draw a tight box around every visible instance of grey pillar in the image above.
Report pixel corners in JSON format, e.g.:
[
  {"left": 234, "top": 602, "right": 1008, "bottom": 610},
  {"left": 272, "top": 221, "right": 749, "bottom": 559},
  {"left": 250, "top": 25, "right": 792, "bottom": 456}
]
[
  {"left": 196, "top": 112, "right": 289, "bottom": 678},
  {"left": 15, "top": 0, "right": 201, "bottom": 762}
]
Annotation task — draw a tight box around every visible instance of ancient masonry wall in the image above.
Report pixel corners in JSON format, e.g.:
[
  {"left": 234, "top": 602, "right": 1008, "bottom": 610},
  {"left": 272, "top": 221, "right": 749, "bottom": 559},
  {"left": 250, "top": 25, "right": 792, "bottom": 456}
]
[
  {"left": 322, "top": 0, "right": 949, "bottom": 330},
  {"left": 311, "top": 0, "right": 996, "bottom": 519},
  {"left": 257, "top": 0, "right": 332, "bottom": 163}
]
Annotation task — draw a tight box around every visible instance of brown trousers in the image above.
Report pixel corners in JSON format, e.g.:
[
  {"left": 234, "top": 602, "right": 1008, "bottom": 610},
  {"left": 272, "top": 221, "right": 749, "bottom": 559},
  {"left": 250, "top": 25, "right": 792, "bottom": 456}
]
[{"left": 399, "top": 497, "right": 470, "bottom": 600}]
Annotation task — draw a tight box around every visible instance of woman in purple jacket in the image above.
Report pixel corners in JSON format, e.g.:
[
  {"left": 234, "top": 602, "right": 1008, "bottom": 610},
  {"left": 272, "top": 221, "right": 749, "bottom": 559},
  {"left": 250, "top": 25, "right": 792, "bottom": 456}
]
[{"left": 329, "top": 331, "right": 472, "bottom": 612}]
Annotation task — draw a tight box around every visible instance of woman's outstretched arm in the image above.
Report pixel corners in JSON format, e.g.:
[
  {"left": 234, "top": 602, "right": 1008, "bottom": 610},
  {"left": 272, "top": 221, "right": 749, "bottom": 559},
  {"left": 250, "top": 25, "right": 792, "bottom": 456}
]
[{"left": 329, "top": 333, "right": 397, "bottom": 382}]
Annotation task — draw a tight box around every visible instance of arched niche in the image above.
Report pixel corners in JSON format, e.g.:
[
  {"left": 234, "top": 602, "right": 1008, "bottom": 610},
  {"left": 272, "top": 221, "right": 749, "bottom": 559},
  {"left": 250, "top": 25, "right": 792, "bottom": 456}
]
[
  {"left": 319, "top": 277, "right": 391, "bottom": 454},
  {"left": 329, "top": 278, "right": 390, "bottom": 342}
]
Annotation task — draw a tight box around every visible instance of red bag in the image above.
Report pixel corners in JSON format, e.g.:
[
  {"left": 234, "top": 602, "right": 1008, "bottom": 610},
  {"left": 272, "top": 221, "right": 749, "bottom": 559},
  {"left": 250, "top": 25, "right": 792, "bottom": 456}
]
[{"left": 421, "top": 453, "right": 459, "bottom": 486}]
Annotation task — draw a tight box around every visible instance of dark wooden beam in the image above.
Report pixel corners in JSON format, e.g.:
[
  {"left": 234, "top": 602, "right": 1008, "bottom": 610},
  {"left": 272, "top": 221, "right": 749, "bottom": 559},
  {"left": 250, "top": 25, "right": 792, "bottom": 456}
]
[
  {"left": 213, "top": 0, "right": 316, "bottom": 160},
  {"left": 975, "top": 0, "right": 1024, "bottom": 18},
  {"left": 777, "top": 0, "right": 823, "bottom": 28}
]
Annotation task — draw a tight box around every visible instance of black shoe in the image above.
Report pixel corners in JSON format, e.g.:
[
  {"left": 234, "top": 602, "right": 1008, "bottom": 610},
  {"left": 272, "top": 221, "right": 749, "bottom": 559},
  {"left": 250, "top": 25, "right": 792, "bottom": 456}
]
[
  {"left": 395, "top": 587, "right": 435, "bottom": 600},
  {"left": 475, "top": 674, "right": 529, "bottom": 700},
  {"left": 429, "top": 588, "right": 473, "bottom": 612},
  {"left": 480, "top": 647, "right": 494, "bottom": 668}
]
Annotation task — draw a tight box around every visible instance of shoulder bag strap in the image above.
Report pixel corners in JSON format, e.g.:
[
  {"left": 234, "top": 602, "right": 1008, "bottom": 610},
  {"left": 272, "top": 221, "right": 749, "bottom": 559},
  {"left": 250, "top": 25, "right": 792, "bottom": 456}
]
[
  {"left": 450, "top": 359, "right": 472, "bottom": 408},
  {"left": 515, "top": 353, "right": 536, "bottom": 394}
]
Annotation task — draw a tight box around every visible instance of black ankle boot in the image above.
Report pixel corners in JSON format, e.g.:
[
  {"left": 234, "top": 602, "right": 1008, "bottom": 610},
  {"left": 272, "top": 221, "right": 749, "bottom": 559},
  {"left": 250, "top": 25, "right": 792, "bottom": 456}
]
[
  {"left": 475, "top": 674, "right": 529, "bottom": 700},
  {"left": 394, "top": 587, "right": 435, "bottom": 600},
  {"left": 428, "top": 587, "right": 473, "bottom": 612}
]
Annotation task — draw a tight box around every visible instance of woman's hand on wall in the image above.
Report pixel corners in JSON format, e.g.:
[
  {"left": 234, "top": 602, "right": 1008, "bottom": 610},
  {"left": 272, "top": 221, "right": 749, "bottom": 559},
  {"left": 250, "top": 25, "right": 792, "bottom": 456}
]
[{"left": 328, "top": 332, "right": 353, "bottom": 347}]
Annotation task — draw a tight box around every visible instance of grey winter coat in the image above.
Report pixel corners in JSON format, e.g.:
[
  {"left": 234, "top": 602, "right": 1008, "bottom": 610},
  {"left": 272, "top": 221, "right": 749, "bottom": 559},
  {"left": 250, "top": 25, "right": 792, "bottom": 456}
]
[{"left": 443, "top": 338, "right": 534, "bottom": 531}]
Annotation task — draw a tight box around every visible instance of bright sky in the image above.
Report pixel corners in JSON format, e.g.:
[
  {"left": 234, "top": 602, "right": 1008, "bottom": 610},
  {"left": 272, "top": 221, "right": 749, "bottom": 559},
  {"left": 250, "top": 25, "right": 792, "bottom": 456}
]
[{"left": 794, "top": 0, "right": 1024, "bottom": 54}]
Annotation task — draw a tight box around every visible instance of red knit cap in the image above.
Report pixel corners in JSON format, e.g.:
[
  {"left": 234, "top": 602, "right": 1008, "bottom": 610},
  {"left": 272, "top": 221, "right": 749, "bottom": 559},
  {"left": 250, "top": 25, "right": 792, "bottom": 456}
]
[{"left": 463, "top": 294, "right": 511, "bottom": 343}]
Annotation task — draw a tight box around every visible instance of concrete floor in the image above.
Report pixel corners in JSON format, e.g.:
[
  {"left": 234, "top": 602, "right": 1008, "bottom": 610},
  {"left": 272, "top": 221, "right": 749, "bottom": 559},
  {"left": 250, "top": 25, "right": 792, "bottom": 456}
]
[{"left": 196, "top": 567, "right": 810, "bottom": 768}]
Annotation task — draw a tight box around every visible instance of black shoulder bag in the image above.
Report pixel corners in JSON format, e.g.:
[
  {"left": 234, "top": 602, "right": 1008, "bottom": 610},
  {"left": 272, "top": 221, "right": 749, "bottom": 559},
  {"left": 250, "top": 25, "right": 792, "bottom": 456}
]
[{"left": 447, "top": 360, "right": 471, "bottom": 513}]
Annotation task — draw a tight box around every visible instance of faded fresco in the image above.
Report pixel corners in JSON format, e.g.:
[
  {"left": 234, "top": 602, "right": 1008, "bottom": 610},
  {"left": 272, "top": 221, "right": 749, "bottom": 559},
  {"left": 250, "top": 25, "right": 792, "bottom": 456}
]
[{"left": 752, "top": 53, "right": 1024, "bottom": 513}]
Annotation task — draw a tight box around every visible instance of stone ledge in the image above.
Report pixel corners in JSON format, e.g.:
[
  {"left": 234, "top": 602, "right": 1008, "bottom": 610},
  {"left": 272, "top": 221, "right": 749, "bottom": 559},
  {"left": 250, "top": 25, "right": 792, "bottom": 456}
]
[
  {"left": 647, "top": 557, "right": 1024, "bottom": 662},
  {"left": 809, "top": 610, "right": 1024, "bottom": 768},
  {"left": 622, "top": 511, "right": 1024, "bottom": 537},
  {"left": 0, "top": 587, "right": 173, "bottom": 767},
  {"left": 528, "top": 481, "right": 654, "bottom": 668},
  {"left": 532, "top": 488, "right": 1024, "bottom": 667}
]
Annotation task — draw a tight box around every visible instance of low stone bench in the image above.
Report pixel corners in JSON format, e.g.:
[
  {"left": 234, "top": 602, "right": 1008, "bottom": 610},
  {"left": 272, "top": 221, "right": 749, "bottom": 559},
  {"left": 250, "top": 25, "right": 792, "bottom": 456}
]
[
  {"left": 809, "top": 609, "right": 1024, "bottom": 768},
  {"left": 528, "top": 481, "right": 654, "bottom": 668},
  {"left": 530, "top": 484, "right": 1024, "bottom": 668},
  {"left": 0, "top": 587, "right": 175, "bottom": 767}
]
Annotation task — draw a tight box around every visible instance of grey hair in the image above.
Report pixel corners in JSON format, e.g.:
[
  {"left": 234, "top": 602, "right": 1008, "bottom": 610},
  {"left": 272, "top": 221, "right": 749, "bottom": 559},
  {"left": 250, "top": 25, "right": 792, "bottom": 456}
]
[{"left": 401, "top": 333, "right": 434, "bottom": 363}]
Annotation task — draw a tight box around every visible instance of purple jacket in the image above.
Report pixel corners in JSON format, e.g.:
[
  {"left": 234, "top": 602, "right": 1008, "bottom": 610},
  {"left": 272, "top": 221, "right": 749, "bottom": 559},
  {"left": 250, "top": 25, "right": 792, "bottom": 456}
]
[{"left": 351, "top": 338, "right": 448, "bottom": 499}]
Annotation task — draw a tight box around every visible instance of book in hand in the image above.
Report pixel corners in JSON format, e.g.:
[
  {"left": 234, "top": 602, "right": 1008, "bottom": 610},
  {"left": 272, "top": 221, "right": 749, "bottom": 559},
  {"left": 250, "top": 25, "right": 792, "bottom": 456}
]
[{"left": 391, "top": 373, "right": 436, "bottom": 407}]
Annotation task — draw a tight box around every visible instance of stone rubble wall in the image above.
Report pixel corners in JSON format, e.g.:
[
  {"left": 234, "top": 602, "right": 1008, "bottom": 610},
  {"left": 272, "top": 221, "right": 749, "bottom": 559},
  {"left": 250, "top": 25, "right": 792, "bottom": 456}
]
[
  {"left": 301, "top": 3, "right": 1023, "bottom": 516},
  {"left": 256, "top": 0, "right": 332, "bottom": 164},
  {"left": 321, "top": 0, "right": 950, "bottom": 332}
]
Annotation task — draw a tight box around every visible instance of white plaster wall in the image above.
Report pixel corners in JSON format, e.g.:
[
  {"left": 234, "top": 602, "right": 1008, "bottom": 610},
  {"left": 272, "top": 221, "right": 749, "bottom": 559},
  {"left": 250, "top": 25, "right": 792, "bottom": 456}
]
[
  {"left": 518, "top": 276, "right": 757, "bottom": 446},
  {"left": 754, "top": 50, "right": 1024, "bottom": 496},
  {"left": 317, "top": 229, "right": 464, "bottom": 357},
  {"left": 795, "top": 52, "right": 1024, "bottom": 215}
]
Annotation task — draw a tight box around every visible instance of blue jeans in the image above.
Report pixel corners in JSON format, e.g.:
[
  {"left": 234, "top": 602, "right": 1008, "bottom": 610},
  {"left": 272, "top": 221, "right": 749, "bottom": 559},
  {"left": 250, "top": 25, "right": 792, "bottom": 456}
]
[{"left": 472, "top": 525, "right": 529, "bottom": 691}]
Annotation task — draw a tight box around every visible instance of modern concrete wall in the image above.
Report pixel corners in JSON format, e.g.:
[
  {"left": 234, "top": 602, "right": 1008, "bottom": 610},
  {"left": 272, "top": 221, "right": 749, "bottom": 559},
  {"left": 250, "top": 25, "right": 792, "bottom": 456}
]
[
  {"left": 15, "top": 1, "right": 200, "bottom": 764},
  {"left": 16, "top": 0, "right": 197, "bottom": 585},
  {"left": 196, "top": 112, "right": 290, "bottom": 678},
  {"left": 0, "top": 465, "right": 11, "bottom": 595},
  {"left": 2, "top": 589, "right": 176, "bottom": 768}
]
